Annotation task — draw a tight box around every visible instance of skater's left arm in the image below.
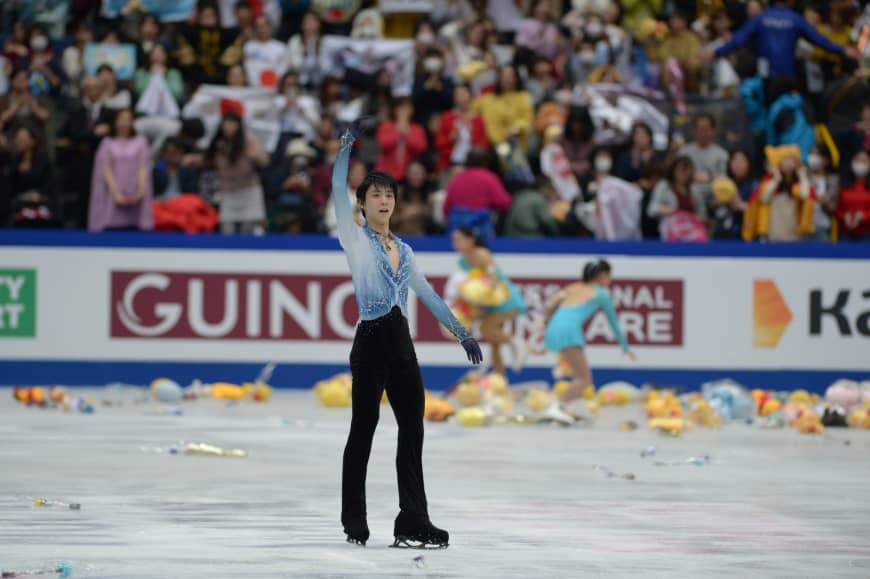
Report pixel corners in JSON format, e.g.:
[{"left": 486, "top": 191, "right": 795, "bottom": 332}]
[
  {"left": 599, "top": 289, "right": 631, "bottom": 353},
  {"left": 408, "top": 250, "right": 470, "bottom": 342}
]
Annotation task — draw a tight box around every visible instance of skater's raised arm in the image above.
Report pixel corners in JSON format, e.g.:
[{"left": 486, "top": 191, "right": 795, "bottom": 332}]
[
  {"left": 597, "top": 287, "right": 631, "bottom": 353},
  {"left": 408, "top": 249, "right": 482, "bottom": 363},
  {"left": 332, "top": 131, "right": 361, "bottom": 249}
]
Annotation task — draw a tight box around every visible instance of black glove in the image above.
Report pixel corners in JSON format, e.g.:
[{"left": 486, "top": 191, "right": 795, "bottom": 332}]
[
  {"left": 461, "top": 337, "right": 483, "bottom": 365},
  {"left": 348, "top": 115, "right": 377, "bottom": 139}
]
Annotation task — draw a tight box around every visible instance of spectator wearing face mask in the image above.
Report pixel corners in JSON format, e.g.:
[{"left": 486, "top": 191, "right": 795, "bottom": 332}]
[
  {"left": 412, "top": 48, "right": 454, "bottom": 127},
  {"left": 585, "top": 148, "right": 643, "bottom": 241},
  {"left": 805, "top": 145, "right": 838, "bottom": 241},
  {"left": 565, "top": 18, "right": 612, "bottom": 84},
  {"left": 21, "top": 25, "right": 63, "bottom": 97},
  {"left": 836, "top": 149, "right": 870, "bottom": 242}
]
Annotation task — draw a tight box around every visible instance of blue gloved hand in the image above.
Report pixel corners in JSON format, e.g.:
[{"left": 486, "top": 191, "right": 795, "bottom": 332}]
[{"left": 461, "top": 337, "right": 483, "bottom": 365}]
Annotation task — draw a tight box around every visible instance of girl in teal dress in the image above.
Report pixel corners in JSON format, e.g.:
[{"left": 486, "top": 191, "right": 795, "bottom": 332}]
[
  {"left": 451, "top": 227, "right": 529, "bottom": 376},
  {"left": 543, "top": 259, "right": 636, "bottom": 402}
]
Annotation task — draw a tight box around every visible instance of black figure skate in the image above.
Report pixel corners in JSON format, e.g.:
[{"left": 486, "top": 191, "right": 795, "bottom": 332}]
[
  {"left": 343, "top": 520, "right": 369, "bottom": 546},
  {"left": 391, "top": 513, "right": 449, "bottom": 549}
]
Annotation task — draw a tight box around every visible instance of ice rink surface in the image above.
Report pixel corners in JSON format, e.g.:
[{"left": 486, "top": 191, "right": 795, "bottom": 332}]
[{"left": 1, "top": 388, "right": 869, "bottom": 578}]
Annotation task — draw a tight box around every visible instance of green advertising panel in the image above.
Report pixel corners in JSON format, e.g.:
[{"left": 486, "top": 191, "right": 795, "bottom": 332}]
[{"left": 0, "top": 269, "right": 36, "bottom": 337}]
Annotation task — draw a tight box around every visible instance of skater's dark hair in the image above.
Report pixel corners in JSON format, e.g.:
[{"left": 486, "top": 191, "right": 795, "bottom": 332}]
[
  {"left": 582, "top": 259, "right": 611, "bottom": 282},
  {"left": 454, "top": 226, "right": 488, "bottom": 248},
  {"left": 356, "top": 171, "right": 398, "bottom": 217}
]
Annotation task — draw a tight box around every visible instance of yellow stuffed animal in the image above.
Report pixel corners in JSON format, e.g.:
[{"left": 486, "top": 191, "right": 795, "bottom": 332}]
[
  {"left": 456, "top": 406, "right": 490, "bottom": 427},
  {"left": 458, "top": 269, "right": 510, "bottom": 307},
  {"left": 212, "top": 382, "right": 247, "bottom": 400},
  {"left": 795, "top": 411, "right": 824, "bottom": 434},
  {"left": 455, "top": 381, "right": 483, "bottom": 407},
  {"left": 526, "top": 388, "right": 553, "bottom": 413},
  {"left": 318, "top": 381, "right": 352, "bottom": 407},
  {"left": 848, "top": 405, "right": 870, "bottom": 429}
]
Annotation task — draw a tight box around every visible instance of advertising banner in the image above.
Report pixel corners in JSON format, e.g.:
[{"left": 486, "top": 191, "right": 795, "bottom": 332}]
[{"left": 1, "top": 246, "right": 867, "bottom": 374}]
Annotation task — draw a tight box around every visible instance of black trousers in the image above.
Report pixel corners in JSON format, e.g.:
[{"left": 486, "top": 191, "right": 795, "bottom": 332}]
[{"left": 341, "top": 306, "right": 428, "bottom": 528}]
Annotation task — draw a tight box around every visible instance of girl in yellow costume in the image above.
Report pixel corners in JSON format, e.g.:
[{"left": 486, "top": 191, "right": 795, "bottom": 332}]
[
  {"left": 743, "top": 145, "right": 815, "bottom": 241},
  {"left": 451, "top": 227, "right": 529, "bottom": 376}
]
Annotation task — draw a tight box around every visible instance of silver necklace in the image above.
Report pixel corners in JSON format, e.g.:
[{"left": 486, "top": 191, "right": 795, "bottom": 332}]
[{"left": 376, "top": 231, "right": 393, "bottom": 251}]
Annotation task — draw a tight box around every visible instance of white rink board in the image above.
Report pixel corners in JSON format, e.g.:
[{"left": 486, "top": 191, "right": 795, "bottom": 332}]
[{"left": 0, "top": 246, "right": 868, "bottom": 371}]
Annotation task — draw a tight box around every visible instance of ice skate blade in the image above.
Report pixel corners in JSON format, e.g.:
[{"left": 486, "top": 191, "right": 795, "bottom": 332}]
[
  {"left": 391, "top": 537, "right": 449, "bottom": 549},
  {"left": 346, "top": 537, "right": 367, "bottom": 546}
]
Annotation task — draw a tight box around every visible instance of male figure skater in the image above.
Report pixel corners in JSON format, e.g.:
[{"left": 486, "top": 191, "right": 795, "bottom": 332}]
[{"left": 333, "top": 118, "right": 483, "bottom": 548}]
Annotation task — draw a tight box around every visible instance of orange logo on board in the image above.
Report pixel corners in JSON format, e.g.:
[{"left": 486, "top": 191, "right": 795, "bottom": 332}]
[{"left": 753, "top": 280, "right": 792, "bottom": 348}]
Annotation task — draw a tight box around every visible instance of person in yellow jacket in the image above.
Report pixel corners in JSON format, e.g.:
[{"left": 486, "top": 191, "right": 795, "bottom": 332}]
[
  {"left": 743, "top": 145, "right": 816, "bottom": 241},
  {"left": 471, "top": 64, "right": 534, "bottom": 153}
]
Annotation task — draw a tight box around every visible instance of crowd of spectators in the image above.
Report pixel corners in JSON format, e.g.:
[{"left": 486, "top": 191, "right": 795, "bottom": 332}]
[{"left": 1, "top": 0, "right": 869, "bottom": 241}]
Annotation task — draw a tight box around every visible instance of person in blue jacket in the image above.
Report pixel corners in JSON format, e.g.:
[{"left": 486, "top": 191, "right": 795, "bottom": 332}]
[
  {"left": 703, "top": 0, "right": 858, "bottom": 80},
  {"left": 542, "top": 259, "right": 636, "bottom": 403},
  {"left": 332, "top": 117, "right": 482, "bottom": 549}
]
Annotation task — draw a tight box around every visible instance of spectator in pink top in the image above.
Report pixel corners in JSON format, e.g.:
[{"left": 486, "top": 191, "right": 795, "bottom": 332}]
[
  {"left": 444, "top": 147, "right": 512, "bottom": 226},
  {"left": 516, "top": 0, "right": 562, "bottom": 61},
  {"left": 88, "top": 108, "right": 153, "bottom": 232},
  {"left": 374, "top": 97, "right": 428, "bottom": 182}
]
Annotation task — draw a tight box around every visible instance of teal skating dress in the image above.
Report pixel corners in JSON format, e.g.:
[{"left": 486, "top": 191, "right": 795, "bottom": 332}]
[
  {"left": 458, "top": 256, "right": 528, "bottom": 315},
  {"left": 544, "top": 285, "right": 630, "bottom": 352}
]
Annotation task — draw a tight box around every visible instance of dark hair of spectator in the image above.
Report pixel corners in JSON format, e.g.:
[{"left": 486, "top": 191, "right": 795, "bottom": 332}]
[
  {"left": 163, "top": 137, "right": 185, "bottom": 154},
  {"left": 727, "top": 150, "right": 753, "bottom": 180},
  {"left": 69, "top": 19, "right": 89, "bottom": 36},
  {"left": 667, "top": 155, "right": 694, "bottom": 185},
  {"left": 638, "top": 161, "right": 661, "bottom": 182},
  {"left": 356, "top": 171, "right": 399, "bottom": 215},
  {"left": 180, "top": 117, "right": 206, "bottom": 142},
  {"left": 110, "top": 108, "right": 137, "bottom": 138},
  {"left": 96, "top": 63, "right": 116, "bottom": 76},
  {"left": 582, "top": 259, "right": 611, "bottom": 282},
  {"left": 319, "top": 76, "right": 341, "bottom": 105},
  {"left": 694, "top": 113, "right": 716, "bottom": 129},
  {"left": 414, "top": 17, "right": 435, "bottom": 36},
  {"left": 279, "top": 70, "right": 298, "bottom": 90},
  {"left": 564, "top": 106, "right": 594, "bottom": 143},
  {"left": 207, "top": 112, "right": 245, "bottom": 164},
  {"left": 465, "top": 147, "right": 488, "bottom": 168},
  {"left": 235, "top": 0, "right": 251, "bottom": 11},
  {"left": 455, "top": 226, "right": 488, "bottom": 248},
  {"left": 631, "top": 121, "right": 653, "bottom": 146},
  {"left": 13, "top": 123, "right": 42, "bottom": 155},
  {"left": 10, "top": 66, "right": 29, "bottom": 83},
  {"left": 495, "top": 64, "right": 524, "bottom": 95},
  {"left": 140, "top": 12, "right": 161, "bottom": 33}
]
